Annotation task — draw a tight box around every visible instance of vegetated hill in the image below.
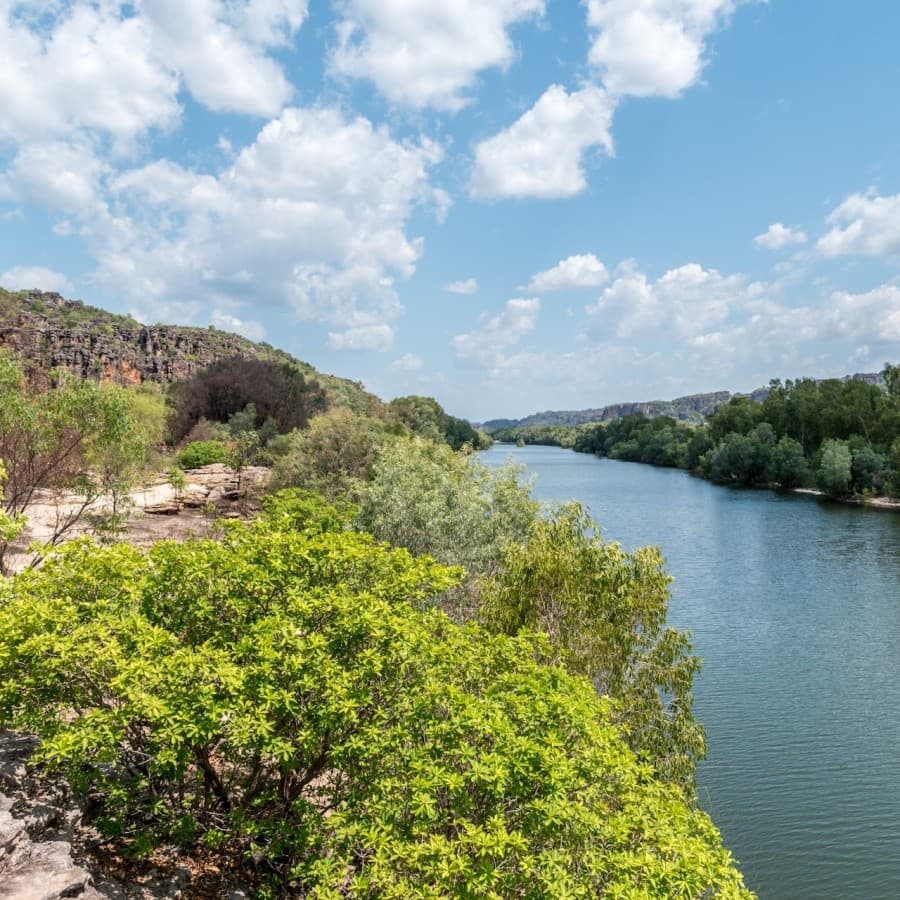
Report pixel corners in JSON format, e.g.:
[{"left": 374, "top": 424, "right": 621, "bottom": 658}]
[
  {"left": 481, "top": 374, "right": 886, "bottom": 433},
  {"left": 0, "top": 287, "right": 382, "bottom": 415},
  {"left": 481, "top": 391, "right": 736, "bottom": 432}
]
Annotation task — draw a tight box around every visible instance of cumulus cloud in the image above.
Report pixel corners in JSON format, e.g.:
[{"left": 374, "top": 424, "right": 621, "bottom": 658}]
[
  {"left": 444, "top": 278, "right": 478, "bottom": 295},
  {"left": 0, "top": 139, "right": 107, "bottom": 211},
  {"left": 754, "top": 223, "right": 808, "bottom": 250},
  {"left": 824, "top": 284, "right": 900, "bottom": 342},
  {"left": 818, "top": 191, "right": 900, "bottom": 258},
  {"left": 391, "top": 352, "right": 424, "bottom": 371},
  {"left": 471, "top": 84, "right": 614, "bottom": 199},
  {"left": 0, "top": 265, "right": 73, "bottom": 295},
  {"left": 452, "top": 297, "right": 540, "bottom": 368},
  {"left": 523, "top": 253, "right": 609, "bottom": 292},
  {"left": 586, "top": 0, "right": 737, "bottom": 98},
  {"left": 327, "top": 323, "right": 395, "bottom": 352},
  {"left": 0, "top": 0, "right": 308, "bottom": 154},
  {"left": 331, "top": 0, "right": 544, "bottom": 110},
  {"left": 141, "top": 0, "right": 307, "bottom": 117},
  {"left": 584, "top": 261, "right": 757, "bottom": 340},
  {"left": 86, "top": 106, "right": 443, "bottom": 335},
  {"left": 0, "top": 2, "right": 180, "bottom": 147}
]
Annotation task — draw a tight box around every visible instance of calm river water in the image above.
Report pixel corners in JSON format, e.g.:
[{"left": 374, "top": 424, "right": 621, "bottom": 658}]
[{"left": 480, "top": 444, "right": 900, "bottom": 899}]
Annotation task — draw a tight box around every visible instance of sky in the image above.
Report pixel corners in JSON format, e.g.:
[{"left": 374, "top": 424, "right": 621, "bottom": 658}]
[{"left": 1, "top": 1, "right": 900, "bottom": 421}]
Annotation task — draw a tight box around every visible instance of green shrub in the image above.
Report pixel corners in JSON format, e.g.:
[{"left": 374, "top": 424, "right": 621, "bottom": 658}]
[
  {"left": 174, "top": 440, "right": 229, "bottom": 469},
  {"left": 0, "top": 500, "right": 752, "bottom": 898}
]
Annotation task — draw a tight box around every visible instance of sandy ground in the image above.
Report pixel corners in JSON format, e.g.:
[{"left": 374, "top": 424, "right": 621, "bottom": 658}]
[
  {"left": 4, "top": 465, "right": 269, "bottom": 574},
  {"left": 791, "top": 486, "right": 900, "bottom": 510}
]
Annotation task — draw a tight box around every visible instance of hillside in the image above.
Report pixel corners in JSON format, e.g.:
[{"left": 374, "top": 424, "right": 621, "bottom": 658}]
[
  {"left": 0, "top": 287, "right": 382, "bottom": 415},
  {"left": 481, "top": 375, "right": 885, "bottom": 432}
]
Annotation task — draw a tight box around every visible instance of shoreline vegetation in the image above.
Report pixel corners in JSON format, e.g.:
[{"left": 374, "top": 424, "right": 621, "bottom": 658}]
[
  {"left": 487, "top": 365, "right": 900, "bottom": 513},
  {"left": 0, "top": 341, "right": 754, "bottom": 897}
]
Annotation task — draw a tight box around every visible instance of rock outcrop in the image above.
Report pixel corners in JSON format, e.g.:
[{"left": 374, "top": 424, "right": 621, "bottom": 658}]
[
  {"left": 0, "top": 732, "right": 249, "bottom": 899},
  {"left": 0, "top": 290, "right": 292, "bottom": 388}
]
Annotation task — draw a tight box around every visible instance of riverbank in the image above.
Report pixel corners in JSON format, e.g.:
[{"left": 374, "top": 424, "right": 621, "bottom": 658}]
[
  {"left": 792, "top": 487, "right": 900, "bottom": 510},
  {"left": 492, "top": 441, "right": 900, "bottom": 513}
]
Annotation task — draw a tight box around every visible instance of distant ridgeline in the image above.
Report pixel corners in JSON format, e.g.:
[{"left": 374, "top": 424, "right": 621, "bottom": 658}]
[
  {"left": 481, "top": 376, "right": 884, "bottom": 433},
  {"left": 487, "top": 367, "right": 899, "bottom": 501},
  {"left": 0, "top": 286, "right": 380, "bottom": 415}
]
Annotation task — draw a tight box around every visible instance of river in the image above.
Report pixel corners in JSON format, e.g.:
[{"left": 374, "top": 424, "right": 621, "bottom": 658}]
[{"left": 480, "top": 444, "right": 900, "bottom": 899}]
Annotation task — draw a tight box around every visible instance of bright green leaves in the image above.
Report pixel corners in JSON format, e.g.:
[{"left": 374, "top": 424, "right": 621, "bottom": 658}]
[
  {"left": 0, "top": 494, "right": 751, "bottom": 897},
  {"left": 480, "top": 503, "right": 706, "bottom": 792}
]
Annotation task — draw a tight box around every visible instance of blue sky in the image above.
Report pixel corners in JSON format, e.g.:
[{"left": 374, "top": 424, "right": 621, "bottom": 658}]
[{"left": 2, "top": 1, "right": 899, "bottom": 421}]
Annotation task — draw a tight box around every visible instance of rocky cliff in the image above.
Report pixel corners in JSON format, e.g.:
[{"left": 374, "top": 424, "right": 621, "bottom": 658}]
[
  {"left": 0, "top": 288, "right": 382, "bottom": 414},
  {"left": 0, "top": 289, "right": 296, "bottom": 387}
]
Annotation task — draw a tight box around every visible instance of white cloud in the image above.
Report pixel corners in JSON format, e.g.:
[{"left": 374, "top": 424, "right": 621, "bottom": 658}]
[
  {"left": 524, "top": 253, "right": 609, "bottom": 292},
  {"left": 754, "top": 223, "right": 808, "bottom": 250},
  {"left": 90, "top": 106, "right": 443, "bottom": 334},
  {"left": 586, "top": 0, "right": 737, "bottom": 98},
  {"left": 444, "top": 278, "right": 478, "bottom": 295},
  {"left": 818, "top": 191, "right": 900, "bottom": 258},
  {"left": 331, "top": 0, "right": 544, "bottom": 110},
  {"left": 471, "top": 84, "right": 614, "bottom": 199},
  {"left": 141, "top": 0, "right": 307, "bottom": 117},
  {"left": 825, "top": 284, "right": 900, "bottom": 342},
  {"left": 391, "top": 352, "right": 424, "bottom": 371},
  {"left": 210, "top": 308, "right": 266, "bottom": 341},
  {"left": 453, "top": 297, "right": 539, "bottom": 368},
  {"left": 0, "top": 265, "right": 73, "bottom": 295},
  {"left": 0, "top": 1, "right": 308, "bottom": 154},
  {"left": 584, "top": 261, "right": 756, "bottom": 340},
  {"left": 327, "top": 323, "right": 395, "bottom": 351},
  {"left": 0, "top": 139, "right": 107, "bottom": 211},
  {"left": 0, "top": 2, "right": 180, "bottom": 147}
]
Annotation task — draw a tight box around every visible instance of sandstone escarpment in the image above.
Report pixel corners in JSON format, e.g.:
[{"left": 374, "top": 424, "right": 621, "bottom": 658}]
[{"left": 0, "top": 290, "right": 292, "bottom": 388}]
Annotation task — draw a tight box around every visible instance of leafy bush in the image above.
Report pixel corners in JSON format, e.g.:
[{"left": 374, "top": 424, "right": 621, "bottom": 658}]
[
  {"left": 480, "top": 504, "right": 705, "bottom": 791},
  {"left": 174, "top": 440, "right": 229, "bottom": 470},
  {"left": 0, "top": 500, "right": 752, "bottom": 897}
]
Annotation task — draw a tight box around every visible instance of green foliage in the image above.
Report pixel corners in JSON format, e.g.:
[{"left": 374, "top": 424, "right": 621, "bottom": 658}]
[
  {"left": 174, "top": 440, "right": 230, "bottom": 470},
  {"left": 701, "top": 424, "right": 775, "bottom": 486},
  {"left": 390, "top": 394, "right": 484, "bottom": 451},
  {"left": 356, "top": 438, "right": 538, "bottom": 593},
  {"left": 574, "top": 415, "right": 695, "bottom": 470},
  {"left": 771, "top": 436, "right": 810, "bottom": 489},
  {"left": 480, "top": 505, "right": 705, "bottom": 792},
  {"left": 270, "top": 408, "right": 382, "bottom": 502},
  {"left": 817, "top": 439, "right": 853, "bottom": 497},
  {"left": 0, "top": 460, "right": 25, "bottom": 544},
  {"left": 0, "top": 505, "right": 751, "bottom": 898},
  {"left": 0, "top": 351, "right": 159, "bottom": 568}
]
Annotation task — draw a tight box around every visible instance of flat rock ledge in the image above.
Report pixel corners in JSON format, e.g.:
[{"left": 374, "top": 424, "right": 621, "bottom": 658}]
[{"left": 0, "top": 733, "right": 247, "bottom": 900}]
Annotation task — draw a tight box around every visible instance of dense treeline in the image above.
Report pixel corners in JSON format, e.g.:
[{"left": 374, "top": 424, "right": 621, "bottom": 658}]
[{"left": 497, "top": 367, "right": 900, "bottom": 501}]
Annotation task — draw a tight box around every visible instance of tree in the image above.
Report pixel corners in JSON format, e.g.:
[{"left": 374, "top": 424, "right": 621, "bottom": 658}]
[
  {"left": 0, "top": 502, "right": 751, "bottom": 897},
  {"left": 0, "top": 351, "right": 158, "bottom": 571},
  {"left": 771, "top": 436, "right": 810, "bottom": 489},
  {"left": 817, "top": 438, "right": 853, "bottom": 497},
  {"left": 271, "top": 408, "right": 381, "bottom": 502},
  {"left": 479, "top": 504, "right": 706, "bottom": 792},
  {"left": 357, "top": 437, "right": 537, "bottom": 576},
  {"left": 168, "top": 357, "right": 328, "bottom": 443}
]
